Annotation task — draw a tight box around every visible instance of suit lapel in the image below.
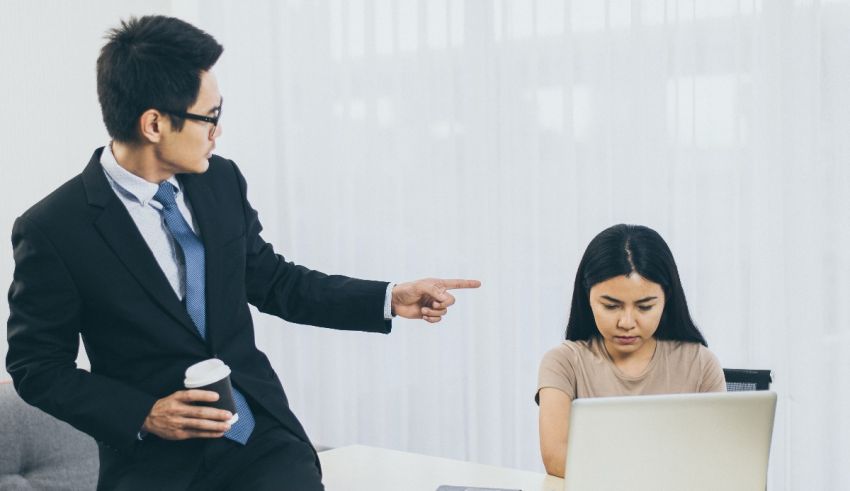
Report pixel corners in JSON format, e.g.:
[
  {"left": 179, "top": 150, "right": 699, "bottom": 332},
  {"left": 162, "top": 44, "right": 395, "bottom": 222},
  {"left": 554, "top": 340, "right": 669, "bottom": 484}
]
[
  {"left": 82, "top": 150, "right": 203, "bottom": 341},
  {"left": 178, "top": 174, "right": 226, "bottom": 249},
  {"left": 178, "top": 173, "right": 226, "bottom": 349}
]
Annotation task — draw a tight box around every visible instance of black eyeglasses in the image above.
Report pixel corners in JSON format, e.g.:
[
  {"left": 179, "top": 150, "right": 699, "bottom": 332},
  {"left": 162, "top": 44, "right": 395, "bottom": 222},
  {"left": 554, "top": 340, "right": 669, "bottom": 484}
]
[{"left": 164, "top": 98, "right": 223, "bottom": 138}]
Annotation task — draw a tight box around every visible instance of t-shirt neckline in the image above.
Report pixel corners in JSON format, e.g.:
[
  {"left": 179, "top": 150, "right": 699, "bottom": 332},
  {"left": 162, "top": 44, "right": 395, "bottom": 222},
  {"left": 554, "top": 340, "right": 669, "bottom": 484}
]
[{"left": 595, "top": 336, "right": 662, "bottom": 382}]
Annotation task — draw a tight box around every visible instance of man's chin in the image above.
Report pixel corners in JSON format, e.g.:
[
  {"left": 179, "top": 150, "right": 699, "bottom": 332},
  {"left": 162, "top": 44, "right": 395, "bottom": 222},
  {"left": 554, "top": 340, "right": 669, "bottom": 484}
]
[{"left": 191, "top": 159, "right": 211, "bottom": 173}]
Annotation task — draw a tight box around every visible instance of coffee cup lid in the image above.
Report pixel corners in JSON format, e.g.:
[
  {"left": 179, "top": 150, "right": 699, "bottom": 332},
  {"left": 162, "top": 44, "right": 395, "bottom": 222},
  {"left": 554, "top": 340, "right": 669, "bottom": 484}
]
[{"left": 184, "top": 358, "right": 231, "bottom": 388}]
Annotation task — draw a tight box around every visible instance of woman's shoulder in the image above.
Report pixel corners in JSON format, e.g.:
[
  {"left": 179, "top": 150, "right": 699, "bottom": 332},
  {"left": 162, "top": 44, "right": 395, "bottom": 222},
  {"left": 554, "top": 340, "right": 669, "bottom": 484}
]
[
  {"left": 548, "top": 339, "right": 596, "bottom": 355},
  {"left": 658, "top": 340, "right": 721, "bottom": 365},
  {"left": 656, "top": 340, "right": 725, "bottom": 391},
  {"left": 541, "top": 339, "right": 600, "bottom": 365}
]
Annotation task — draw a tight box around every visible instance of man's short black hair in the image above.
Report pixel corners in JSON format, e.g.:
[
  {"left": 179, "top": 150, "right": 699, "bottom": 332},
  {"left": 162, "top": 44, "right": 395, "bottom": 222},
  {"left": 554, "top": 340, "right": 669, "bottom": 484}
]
[{"left": 97, "top": 15, "right": 223, "bottom": 143}]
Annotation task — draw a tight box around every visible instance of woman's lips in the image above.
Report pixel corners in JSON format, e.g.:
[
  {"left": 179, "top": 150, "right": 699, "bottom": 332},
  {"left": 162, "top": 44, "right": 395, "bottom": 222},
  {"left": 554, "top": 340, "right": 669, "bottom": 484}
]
[{"left": 614, "top": 336, "right": 639, "bottom": 345}]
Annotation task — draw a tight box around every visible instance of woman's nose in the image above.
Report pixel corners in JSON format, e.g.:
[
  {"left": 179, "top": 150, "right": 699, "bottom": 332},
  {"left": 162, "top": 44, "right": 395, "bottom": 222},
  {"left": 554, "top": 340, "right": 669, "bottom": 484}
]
[{"left": 618, "top": 311, "right": 636, "bottom": 330}]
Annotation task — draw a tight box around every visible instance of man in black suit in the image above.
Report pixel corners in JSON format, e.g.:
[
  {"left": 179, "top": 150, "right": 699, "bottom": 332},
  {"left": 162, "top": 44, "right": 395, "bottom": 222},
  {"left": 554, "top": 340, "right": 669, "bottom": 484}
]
[{"left": 5, "top": 16, "right": 479, "bottom": 491}]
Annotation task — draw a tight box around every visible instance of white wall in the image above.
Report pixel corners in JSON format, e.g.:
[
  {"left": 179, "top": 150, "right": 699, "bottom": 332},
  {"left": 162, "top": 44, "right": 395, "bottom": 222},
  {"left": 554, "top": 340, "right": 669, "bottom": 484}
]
[{"left": 2, "top": 2, "right": 849, "bottom": 490}]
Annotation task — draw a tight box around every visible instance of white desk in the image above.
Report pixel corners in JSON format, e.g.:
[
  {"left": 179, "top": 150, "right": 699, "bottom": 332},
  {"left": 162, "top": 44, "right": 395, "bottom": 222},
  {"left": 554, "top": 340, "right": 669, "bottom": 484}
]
[{"left": 319, "top": 445, "right": 564, "bottom": 491}]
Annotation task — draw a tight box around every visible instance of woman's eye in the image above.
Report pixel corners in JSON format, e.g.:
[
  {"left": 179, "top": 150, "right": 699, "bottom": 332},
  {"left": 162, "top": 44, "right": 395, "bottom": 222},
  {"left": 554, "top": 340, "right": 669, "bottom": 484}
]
[
  {"left": 638, "top": 305, "right": 653, "bottom": 311},
  {"left": 603, "top": 304, "right": 619, "bottom": 310}
]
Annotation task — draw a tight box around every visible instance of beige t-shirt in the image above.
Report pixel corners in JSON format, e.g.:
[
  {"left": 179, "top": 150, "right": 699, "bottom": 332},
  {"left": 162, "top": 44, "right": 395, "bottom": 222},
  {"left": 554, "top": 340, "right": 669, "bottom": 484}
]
[{"left": 536, "top": 337, "right": 726, "bottom": 403}]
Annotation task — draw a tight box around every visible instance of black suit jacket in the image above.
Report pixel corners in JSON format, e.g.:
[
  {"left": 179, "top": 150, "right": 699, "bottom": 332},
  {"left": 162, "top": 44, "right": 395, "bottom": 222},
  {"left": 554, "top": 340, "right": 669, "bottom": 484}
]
[{"left": 6, "top": 148, "right": 391, "bottom": 489}]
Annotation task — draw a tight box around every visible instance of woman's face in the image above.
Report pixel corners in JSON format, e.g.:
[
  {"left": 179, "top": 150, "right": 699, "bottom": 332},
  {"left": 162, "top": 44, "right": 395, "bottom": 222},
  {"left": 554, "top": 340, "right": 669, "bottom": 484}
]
[{"left": 588, "top": 273, "right": 666, "bottom": 360}]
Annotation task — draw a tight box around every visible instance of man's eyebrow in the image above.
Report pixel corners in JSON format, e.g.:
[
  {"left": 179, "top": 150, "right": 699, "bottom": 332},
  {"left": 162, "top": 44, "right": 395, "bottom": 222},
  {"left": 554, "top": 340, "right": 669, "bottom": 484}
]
[{"left": 207, "top": 97, "right": 223, "bottom": 115}]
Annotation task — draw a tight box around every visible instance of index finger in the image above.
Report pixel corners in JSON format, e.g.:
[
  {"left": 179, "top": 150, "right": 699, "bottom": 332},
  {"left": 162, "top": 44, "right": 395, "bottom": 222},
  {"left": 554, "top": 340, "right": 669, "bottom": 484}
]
[{"left": 441, "top": 279, "right": 481, "bottom": 290}]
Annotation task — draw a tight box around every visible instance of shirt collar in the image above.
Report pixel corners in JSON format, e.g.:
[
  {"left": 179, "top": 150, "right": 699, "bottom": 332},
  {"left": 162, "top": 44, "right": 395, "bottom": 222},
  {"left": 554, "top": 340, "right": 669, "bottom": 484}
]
[{"left": 100, "top": 142, "right": 182, "bottom": 207}]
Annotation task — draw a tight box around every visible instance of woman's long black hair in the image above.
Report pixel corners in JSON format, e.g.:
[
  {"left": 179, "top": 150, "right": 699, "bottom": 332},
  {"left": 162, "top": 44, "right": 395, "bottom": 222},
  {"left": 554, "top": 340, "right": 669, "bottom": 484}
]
[{"left": 565, "top": 224, "right": 708, "bottom": 346}]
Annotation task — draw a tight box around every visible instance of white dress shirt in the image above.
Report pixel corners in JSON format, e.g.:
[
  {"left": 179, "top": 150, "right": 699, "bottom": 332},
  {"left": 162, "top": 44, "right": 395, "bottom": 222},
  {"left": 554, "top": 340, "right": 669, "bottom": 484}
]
[{"left": 100, "top": 143, "right": 198, "bottom": 301}]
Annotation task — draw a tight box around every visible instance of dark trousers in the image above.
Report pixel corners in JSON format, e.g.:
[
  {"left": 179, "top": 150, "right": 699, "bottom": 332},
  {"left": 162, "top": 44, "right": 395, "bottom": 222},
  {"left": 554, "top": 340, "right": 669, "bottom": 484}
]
[{"left": 187, "top": 404, "right": 324, "bottom": 491}]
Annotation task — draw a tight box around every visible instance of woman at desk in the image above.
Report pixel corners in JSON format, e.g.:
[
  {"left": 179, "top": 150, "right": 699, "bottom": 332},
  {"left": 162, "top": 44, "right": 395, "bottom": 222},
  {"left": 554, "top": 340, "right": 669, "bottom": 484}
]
[{"left": 536, "top": 224, "right": 725, "bottom": 477}]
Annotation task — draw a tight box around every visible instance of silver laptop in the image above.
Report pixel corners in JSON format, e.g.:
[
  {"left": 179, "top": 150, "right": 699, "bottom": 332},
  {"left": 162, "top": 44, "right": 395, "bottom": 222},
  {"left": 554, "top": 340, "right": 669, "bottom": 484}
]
[{"left": 564, "top": 391, "right": 777, "bottom": 491}]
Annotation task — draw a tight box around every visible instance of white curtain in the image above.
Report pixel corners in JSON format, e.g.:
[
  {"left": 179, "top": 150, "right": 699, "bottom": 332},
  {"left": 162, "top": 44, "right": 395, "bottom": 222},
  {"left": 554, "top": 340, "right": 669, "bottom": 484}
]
[{"left": 2, "top": 1, "right": 849, "bottom": 489}]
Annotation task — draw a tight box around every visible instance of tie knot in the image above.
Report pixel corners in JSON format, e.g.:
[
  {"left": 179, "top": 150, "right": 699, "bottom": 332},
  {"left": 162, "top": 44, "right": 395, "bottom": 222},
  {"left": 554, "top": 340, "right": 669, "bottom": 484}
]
[{"left": 153, "top": 182, "right": 178, "bottom": 209}]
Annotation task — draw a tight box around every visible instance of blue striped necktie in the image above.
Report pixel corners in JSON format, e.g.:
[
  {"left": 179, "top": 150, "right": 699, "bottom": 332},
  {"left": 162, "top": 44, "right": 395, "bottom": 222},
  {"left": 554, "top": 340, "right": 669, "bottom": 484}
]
[{"left": 153, "top": 182, "right": 255, "bottom": 445}]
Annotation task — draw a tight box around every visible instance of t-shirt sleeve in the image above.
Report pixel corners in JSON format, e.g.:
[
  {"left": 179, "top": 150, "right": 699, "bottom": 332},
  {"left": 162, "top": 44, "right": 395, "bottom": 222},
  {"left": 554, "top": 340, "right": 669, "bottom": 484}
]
[
  {"left": 698, "top": 347, "right": 726, "bottom": 392},
  {"left": 536, "top": 343, "right": 578, "bottom": 404}
]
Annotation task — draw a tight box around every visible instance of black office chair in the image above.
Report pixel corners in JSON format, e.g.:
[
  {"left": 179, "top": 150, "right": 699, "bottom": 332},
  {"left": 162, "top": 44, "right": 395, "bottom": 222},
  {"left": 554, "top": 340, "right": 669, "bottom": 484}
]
[{"left": 723, "top": 368, "right": 772, "bottom": 391}]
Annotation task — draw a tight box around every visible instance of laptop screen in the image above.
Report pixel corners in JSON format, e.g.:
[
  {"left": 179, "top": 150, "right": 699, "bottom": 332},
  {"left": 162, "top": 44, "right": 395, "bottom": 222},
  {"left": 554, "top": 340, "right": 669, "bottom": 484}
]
[{"left": 563, "top": 391, "right": 777, "bottom": 491}]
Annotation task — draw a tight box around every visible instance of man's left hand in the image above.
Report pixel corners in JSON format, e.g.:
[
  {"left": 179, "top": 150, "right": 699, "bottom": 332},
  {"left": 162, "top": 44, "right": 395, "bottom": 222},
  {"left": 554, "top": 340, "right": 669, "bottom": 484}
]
[{"left": 391, "top": 278, "right": 481, "bottom": 323}]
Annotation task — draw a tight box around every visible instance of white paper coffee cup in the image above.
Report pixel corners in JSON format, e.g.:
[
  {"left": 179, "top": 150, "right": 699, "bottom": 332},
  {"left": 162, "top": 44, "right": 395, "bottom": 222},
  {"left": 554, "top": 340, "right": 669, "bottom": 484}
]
[{"left": 184, "top": 358, "right": 239, "bottom": 425}]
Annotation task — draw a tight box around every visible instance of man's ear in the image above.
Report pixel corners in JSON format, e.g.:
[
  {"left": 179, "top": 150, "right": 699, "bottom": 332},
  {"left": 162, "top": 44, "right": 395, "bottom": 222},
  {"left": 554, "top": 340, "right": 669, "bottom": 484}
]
[{"left": 139, "top": 109, "right": 167, "bottom": 143}]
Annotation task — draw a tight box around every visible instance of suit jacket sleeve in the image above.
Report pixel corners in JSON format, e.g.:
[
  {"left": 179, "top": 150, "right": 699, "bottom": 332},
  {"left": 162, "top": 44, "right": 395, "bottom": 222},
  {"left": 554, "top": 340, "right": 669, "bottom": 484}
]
[
  {"left": 230, "top": 162, "right": 392, "bottom": 333},
  {"left": 6, "top": 215, "right": 156, "bottom": 452}
]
